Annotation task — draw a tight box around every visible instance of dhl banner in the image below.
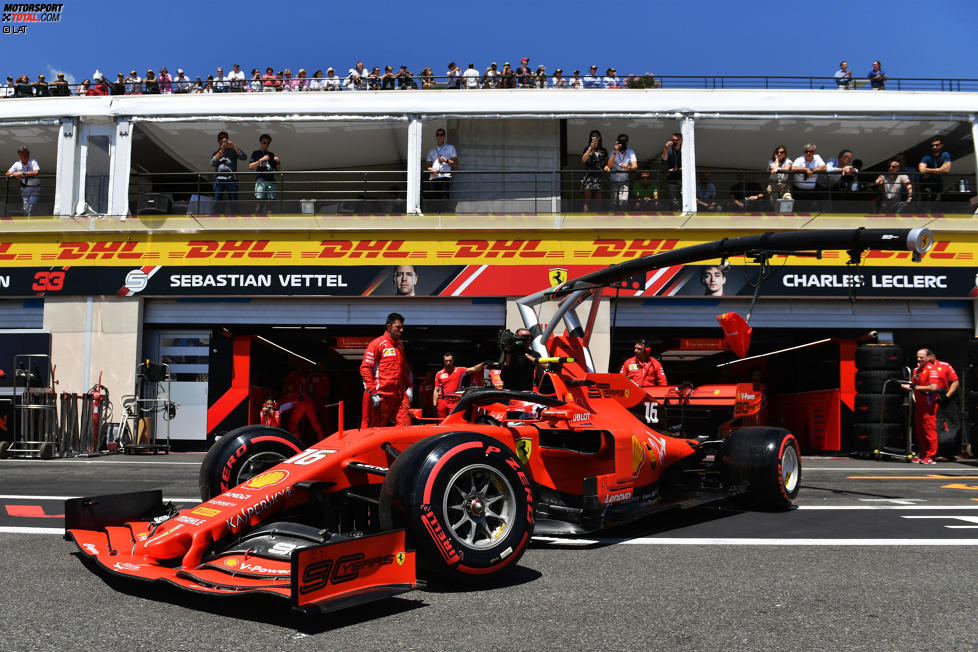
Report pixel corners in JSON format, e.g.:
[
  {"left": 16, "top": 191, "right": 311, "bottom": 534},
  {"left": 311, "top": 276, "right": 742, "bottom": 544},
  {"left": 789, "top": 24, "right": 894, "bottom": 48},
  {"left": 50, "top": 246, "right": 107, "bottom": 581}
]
[{"left": 0, "top": 230, "right": 974, "bottom": 298}]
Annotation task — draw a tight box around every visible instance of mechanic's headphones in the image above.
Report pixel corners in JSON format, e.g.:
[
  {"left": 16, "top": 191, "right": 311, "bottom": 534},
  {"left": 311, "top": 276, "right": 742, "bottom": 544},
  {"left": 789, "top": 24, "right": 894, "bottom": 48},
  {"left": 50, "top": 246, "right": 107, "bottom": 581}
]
[{"left": 637, "top": 338, "right": 651, "bottom": 355}]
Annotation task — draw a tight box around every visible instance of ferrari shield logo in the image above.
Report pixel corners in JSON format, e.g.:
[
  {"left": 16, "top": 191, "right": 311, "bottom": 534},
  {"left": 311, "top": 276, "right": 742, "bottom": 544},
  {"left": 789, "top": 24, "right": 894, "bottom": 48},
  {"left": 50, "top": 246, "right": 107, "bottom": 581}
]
[
  {"left": 396, "top": 552, "right": 406, "bottom": 566},
  {"left": 516, "top": 439, "right": 532, "bottom": 465},
  {"left": 548, "top": 268, "right": 568, "bottom": 287}
]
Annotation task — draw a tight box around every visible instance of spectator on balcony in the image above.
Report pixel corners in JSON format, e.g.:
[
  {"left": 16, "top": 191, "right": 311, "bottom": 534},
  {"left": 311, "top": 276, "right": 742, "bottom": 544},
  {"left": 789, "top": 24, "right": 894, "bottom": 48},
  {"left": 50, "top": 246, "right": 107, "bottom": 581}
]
[
  {"left": 791, "top": 143, "right": 826, "bottom": 208},
  {"left": 249, "top": 133, "right": 280, "bottom": 214},
  {"left": 569, "top": 70, "right": 583, "bottom": 89},
  {"left": 3, "top": 76, "right": 14, "bottom": 98},
  {"left": 397, "top": 65, "right": 417, "bottom": 89},
  {"left": 632, "top": 170, "right": 659, "bottom": 210},
  {"left": 306, "top": 70, "right": 324, "bottom": 91},
  {"left": 603, "top": 67, "right": 621, "bottom": 89},
  {"left": 173, "top": 69, "right": 192, "bottom": 93},
  {"left": 695, "top": 171, "right": 718, "bottom": 211},
  {"left": 108, "top": 73, "right": 125, "bottom": 96},
  {"left": 190, "top": 77, "right": 204, "bottom": 94},
  {"left": 534, "top": 65, "right": 548, "bottom": 88},
  {"left": 606, "top": 133, "right": 637, "bottom": 210},
  {"left": 500, "top": 63, "right": 516, "bottom": 89},
  {"left": 324, "top": 68, "right": 342, "bottom": 91},
  {"left": 125, "top": 70, "right": 141, "bottom": 94},
  {"left": 248, "top": 68, "right": 262, "bottom": 92},
  {"left": 14, "top": 75, "right": 33, "bottom": 98},
  {"left": 280, "top": 69, "right": 296, "bottom": 92},
  {"left": 483, "top": 62, "right": 499, "bottom": 88},
  {"left": 379, "top": 66, "right": 395, "bottom": 90},
  {"left": 551, "top": 68, "right": 566, "bottom": 89},
  {"left": 346, "top": 61, "right": 368, "bottom": 90},
  {"left": 6, "top": 147, "right": 41, "bottom": 216},
  {"left": 93, "top": 75, "right": 111, "bottom": 96},
  {"left": 213, "top": 67, "right": 227, "bottom": 93},
  {"left": 33, "top": 75, "right": 50, "bottom": 97},
  {"left": 662, "top": 132, "right": 683, "bottom": 210},
  {"left": 874, "top": 160, "right": 914, "bottom": 213},
  {"left": 296, "top": 69, "right": 309, "bottom": 91},
  {"left": 211, "top": 131, "right": 247, "bottom": 203},
  {"left": 727, "top": 171, "right": 764, "bottom": 211},
  {"left": 835, "top": 61, "right": 853, "bottom": 89},
  {"left": 262, "top": 66, "right": 278, "bottom": 92},
  {"left": 425, "top": 128, "right": 458, "bottom": 213},
  {"left": 446, "top": 62, "right": 461, "bottom": 89},
  {"left": 420, "top": 66, "right": 435, "bottom": 89},
  {"left": 368, "top": 67, "right": 381, "bottom": 90},
  {"left": 159, "top": 67, "right": 173, "bottom": 94},
  {"left": 516, "top": 58, "right": 533, "bottom": 88},
  {"left": 918, "top": 135, "right": 952, "bottom": 209},
  {"left": 583, "top": 65, "right": 602, "bottom": 89},
  {"left": 581, "top": 130, "right": 608, "bottom": 212},
  {"left": 144, "top": 69, "right": 160, "bottom": 94},
  {"left": 867, "top": 60, "right": 886, "bottom": 90},
  {"left": 50, "top": 73, "right": 71, "bottom": 96},
  {"left": 206, "top": 76, "right": 217, "bottom": 93},
  {"left": 227, "top": 63, "right": 246, "bottom": 92},
  {"left": 76, "top": 79, "right": 91, "bottom": 95},
  {"left": 463, "top": 63, "right": 480, "bottom": 89},
  {"left": 767, "top": 145, "right": 792, "bottom": 206},
  {"left": 825, "top": 149, "right": 858, "bottom": 195}
]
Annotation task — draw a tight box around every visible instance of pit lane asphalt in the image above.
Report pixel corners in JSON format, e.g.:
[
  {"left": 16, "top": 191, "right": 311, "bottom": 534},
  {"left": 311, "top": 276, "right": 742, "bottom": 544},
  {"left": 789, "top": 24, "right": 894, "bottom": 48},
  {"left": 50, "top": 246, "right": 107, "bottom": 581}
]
[{"left": 2, "top": 454, "right": 978, "bottom": 651}]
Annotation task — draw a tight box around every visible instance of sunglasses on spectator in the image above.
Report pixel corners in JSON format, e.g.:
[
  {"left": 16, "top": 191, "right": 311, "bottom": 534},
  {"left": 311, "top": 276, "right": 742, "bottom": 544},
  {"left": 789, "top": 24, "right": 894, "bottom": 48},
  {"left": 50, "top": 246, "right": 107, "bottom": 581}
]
[
  {"left": 804, "top": 149, "right": 815, "bottom": 153},
  {"left": 775, "top": 150, "right": 785, "bottom": 154},
  {"left": 889, "top": 164, "right": 899, "bottom": 169}
]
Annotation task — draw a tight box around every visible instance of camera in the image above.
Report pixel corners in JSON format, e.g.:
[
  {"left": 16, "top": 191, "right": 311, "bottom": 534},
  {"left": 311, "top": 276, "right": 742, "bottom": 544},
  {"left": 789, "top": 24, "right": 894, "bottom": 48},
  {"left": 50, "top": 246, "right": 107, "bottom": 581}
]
[{"left": 497, "top": 328, "right": 528, "bottom": 355}]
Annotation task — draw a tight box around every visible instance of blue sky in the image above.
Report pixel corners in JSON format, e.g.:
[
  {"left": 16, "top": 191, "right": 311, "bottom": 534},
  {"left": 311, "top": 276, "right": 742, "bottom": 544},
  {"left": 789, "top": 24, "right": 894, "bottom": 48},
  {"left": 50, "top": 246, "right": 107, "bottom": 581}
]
[{"left": 12, "top": 0, "right": 978, "bottom": 84}]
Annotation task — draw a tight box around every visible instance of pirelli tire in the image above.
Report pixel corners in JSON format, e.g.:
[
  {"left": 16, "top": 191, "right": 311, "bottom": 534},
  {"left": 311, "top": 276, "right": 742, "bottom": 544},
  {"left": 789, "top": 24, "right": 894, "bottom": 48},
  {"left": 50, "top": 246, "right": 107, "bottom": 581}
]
[
  {"left": 854, "top": 370, "right": 906, "bottom": 394},
  {"left": 379, "top": 431, "right": 534, "bottom": 584},
  {"left": 853, "top": 393, "right": 906, "bottom": 423},
  {"left": 722, "top": 427, "right": 801, "bottom": 511},
  {"left": 855, "top": 344, "right": 904, "bottom": 371},
  {"left": 198, "top": 425, "right": 304, "bottom": 501}
]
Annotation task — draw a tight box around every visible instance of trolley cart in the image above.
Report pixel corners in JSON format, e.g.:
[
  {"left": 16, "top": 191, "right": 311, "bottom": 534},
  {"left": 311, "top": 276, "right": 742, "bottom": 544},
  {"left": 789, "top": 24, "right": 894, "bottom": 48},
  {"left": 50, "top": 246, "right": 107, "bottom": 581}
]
[
  {"left": 120, "top": 360, "right": 175, "bottom": 455},
  {"left": 871, "top": 371, "right": 914, "bottom": 462},
  {"left": 0, "top": 354, "right": 58, "bottom": 460}
]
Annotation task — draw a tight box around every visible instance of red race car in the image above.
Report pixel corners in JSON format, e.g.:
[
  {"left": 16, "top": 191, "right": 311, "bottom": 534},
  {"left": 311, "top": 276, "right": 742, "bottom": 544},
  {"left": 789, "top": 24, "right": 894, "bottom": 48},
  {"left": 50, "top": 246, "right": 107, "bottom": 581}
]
[{"left": 66, "top": 227, "right": 933, "bottom": 615}]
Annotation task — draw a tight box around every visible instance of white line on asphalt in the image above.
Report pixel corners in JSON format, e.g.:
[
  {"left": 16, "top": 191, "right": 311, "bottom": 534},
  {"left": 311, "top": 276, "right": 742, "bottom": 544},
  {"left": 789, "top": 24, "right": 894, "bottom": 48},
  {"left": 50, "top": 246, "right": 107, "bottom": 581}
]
[
  {"left": 802, "top": 467, "right": 976, "bottom": 472},
  {"left": 533, "top": 536, "right": 978, "bottom": 546},
  {"left": 797, "top": 505, "right": 978, "bottom": 510},
  {"left": 0, "top": 460, "right": 199, "bottom": 465},
  {"left": 0, "top": 526, "right": 64, "bottom": 534},
  {"left": 0, "top": 494, "right": 198, "bottom": 502}
]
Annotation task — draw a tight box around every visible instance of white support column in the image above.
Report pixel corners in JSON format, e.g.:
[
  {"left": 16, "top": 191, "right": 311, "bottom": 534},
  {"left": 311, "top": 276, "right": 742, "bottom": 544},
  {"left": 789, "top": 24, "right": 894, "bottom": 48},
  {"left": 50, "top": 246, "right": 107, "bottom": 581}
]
[
  {"left": 971, "top": 116, "right": 978, "bottom": 212},
  {"left": 54, "top": 118, "right": 77, "bottom": 217},
  {"left": 680, "top": 115, "right": 697, "bottom": 214},
  {"left": 407, "top": 117, "right": 422, "bottom": 214},
  {"left": 108, "top": 118, "right": 132, "bottom": 219}
]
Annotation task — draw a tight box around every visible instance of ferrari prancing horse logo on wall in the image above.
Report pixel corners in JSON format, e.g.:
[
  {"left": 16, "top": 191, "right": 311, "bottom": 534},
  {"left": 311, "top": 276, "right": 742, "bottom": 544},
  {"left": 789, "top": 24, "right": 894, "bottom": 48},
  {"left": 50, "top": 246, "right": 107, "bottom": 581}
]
[{"left": 549, "top": 268, "right": 567, "bottom": 287}]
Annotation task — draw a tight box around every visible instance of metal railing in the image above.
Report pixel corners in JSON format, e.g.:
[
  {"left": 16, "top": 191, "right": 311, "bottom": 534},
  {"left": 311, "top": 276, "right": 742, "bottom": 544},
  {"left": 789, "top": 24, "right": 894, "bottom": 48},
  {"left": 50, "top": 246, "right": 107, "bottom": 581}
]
[
  {"left": 7, "top": 74, "right": 978, "bottom": 96},
  {"left": 0, "top": 174, "right": 57, "bottom": 218},
  {"left": 129, "top": 169, "right": 977, "bottom": 216}
]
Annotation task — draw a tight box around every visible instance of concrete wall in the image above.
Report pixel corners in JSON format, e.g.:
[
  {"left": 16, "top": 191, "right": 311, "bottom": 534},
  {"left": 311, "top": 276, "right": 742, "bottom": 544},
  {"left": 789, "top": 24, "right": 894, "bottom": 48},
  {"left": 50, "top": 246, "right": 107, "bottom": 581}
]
[{"left": 43, "top": 297, "right": 142, "bottom": 421}]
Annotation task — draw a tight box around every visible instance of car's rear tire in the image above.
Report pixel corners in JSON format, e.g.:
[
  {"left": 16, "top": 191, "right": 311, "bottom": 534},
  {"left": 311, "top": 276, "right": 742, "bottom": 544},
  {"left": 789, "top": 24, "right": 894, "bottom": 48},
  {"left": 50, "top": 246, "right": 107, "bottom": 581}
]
[
  {"left": 380, "top": 431, "right": 533, "bottom": 583},
  {"left": 722, "top": 427, "right": 801, "bottom": 511},
  {"left": 0, "top": 441, "right": 10, "bottom": 459},
  {"left": 198, "top": 425, "right": 304, "bottom": 500}
]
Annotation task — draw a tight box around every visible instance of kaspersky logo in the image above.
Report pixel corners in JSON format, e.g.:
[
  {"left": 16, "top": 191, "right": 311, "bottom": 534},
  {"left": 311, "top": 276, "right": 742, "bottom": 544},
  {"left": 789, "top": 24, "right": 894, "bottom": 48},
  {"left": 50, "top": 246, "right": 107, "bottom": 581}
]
[{"left": 243, "top": 470, "right": 290, "bottom": 490}]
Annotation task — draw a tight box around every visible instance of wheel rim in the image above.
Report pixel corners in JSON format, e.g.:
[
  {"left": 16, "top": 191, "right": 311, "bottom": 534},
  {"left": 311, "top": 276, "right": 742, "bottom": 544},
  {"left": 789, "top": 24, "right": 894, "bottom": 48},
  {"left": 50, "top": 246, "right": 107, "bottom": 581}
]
[
  {"left": 781, "top": 444, "right": 800, "bottom": 493},
  {"left": 236, "top": 451, "right": 288, "bottom": 484},
  {"left": 442, "top": 463, "right": 517, "bottom": 551}
]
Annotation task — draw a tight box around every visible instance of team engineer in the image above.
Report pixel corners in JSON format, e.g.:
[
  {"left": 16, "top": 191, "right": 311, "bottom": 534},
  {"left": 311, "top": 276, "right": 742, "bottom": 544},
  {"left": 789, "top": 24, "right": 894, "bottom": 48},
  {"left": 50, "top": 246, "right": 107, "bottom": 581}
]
[
  {"left": 619, "top": 339, "right": 668, "bottom": 387},
  {"left": 434, "top": 352, "right": 487, "bottom": 418},
  {"left": 360, "top": 312, "right": 411, "bottom": 427}
]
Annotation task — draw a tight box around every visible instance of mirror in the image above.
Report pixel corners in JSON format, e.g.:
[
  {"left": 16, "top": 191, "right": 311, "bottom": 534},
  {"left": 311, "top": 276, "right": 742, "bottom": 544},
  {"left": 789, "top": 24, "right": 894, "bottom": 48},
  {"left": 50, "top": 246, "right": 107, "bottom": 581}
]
[{"left": 717, "top": 312, "right": 752, "bottom": 358}]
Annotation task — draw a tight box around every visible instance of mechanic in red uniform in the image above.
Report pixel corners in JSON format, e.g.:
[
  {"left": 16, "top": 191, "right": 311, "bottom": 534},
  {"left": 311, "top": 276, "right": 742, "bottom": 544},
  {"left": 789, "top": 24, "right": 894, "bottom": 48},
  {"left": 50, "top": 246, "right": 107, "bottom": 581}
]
[
  {"left": 902, "top": 348, "right": 958, "bottom": 464},
  {"left": 360, "top": 312, "right": 411, "bottom": 428},
  {"left": 619, "top": 338, "right": 668, "bottom": 387},
  {"left": 434, "top": 352, "right": 487, "bottom": 419},
  {"left": 280, "top": 364, "right": 325, "bottom": 443},
  {"left": 259, "top": 398, "right": 280, "bottom": 427}
]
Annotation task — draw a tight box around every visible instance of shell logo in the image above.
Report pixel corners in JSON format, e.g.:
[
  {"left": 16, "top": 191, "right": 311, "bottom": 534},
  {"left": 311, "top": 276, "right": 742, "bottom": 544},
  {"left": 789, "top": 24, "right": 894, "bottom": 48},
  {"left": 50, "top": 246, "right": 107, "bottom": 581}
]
[
  {"left": 224, "top": 558, "right": 240, "bottom": 568},
  {"left": 243, "top": 469, "right": 290, "bottom": 489}
]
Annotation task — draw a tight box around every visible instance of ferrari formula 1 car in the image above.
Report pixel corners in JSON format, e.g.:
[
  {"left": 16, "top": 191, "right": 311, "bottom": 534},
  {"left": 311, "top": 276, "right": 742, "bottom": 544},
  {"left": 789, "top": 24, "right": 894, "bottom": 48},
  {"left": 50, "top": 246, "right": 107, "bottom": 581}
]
[{"left": 66, "top": 227, "right": 933, "bottom": 615}]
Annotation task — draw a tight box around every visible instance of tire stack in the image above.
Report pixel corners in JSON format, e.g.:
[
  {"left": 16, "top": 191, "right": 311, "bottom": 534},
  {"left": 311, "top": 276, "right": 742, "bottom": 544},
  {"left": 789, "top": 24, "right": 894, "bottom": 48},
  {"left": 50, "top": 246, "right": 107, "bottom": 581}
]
[
  {"left": 963, "top": 339, "right": 978, "bottom": 456},
  {"left": 852, "top": 344, "right": 907, "bottom": 457}
]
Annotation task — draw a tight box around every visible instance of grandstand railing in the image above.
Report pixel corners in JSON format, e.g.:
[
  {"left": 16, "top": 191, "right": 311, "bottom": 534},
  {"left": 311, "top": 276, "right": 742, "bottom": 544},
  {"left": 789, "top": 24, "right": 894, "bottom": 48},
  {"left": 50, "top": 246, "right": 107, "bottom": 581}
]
[{"left": 126, "top": 169, "right": 977, "bottom": 216}]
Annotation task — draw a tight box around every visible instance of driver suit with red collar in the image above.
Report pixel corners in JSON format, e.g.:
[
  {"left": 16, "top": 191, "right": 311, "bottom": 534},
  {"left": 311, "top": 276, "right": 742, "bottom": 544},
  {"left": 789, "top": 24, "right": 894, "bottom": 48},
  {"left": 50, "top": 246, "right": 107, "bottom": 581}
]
[{"left": 360, "top": 333, "right": 410, "bottom": 427}]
